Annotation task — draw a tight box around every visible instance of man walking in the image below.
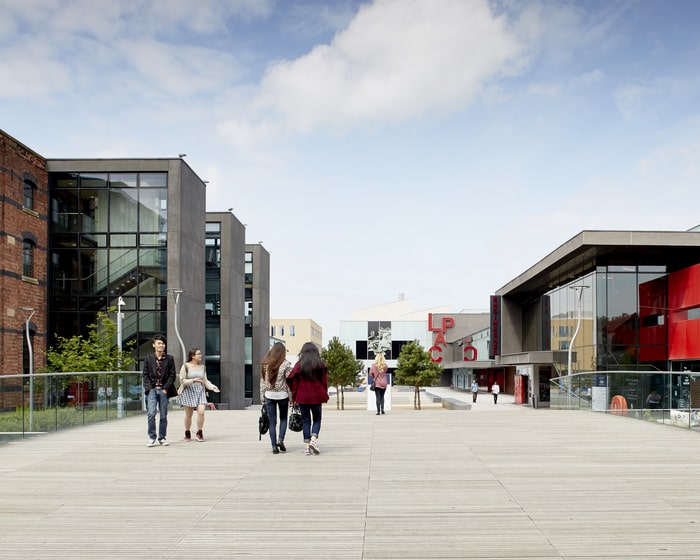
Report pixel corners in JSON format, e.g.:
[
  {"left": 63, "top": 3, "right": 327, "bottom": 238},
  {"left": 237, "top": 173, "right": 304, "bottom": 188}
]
[
  {"left": 143, "top": 334, "right": 177, "bottom": 446},
  {"left": 491, "top": 380, "right": 500, "bottom": 404},
  {"left": 471, "top": 380, "right": 479, "bottom": 403}
]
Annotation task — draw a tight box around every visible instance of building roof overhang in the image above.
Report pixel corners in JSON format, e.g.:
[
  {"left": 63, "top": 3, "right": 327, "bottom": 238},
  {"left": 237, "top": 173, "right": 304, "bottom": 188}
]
[{"left": 495, "top": 230, "right": 700, "bottom": 305}]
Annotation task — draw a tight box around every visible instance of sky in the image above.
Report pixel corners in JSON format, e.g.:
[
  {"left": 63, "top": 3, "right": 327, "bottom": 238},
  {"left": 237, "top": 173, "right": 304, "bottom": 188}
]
[{"left": 2, "top": 0, "right": 700, "bottom": 343}]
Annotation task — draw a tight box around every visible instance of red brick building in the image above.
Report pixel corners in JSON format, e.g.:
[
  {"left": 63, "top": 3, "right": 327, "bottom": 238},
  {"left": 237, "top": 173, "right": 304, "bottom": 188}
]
[{"left": 0, "top": 130, "right": 47, "bottom": 407}]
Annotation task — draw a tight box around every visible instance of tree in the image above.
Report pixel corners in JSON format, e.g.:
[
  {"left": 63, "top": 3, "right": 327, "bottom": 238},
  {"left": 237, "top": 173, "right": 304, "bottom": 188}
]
[
  {"left": 44, "top": 309, "right": 135, "bottom": 372},
  {"left": 394, "top": 340, "right": 442, "bottom": 410},
  {"left": 321, "top": 337, "right": 364, "bottom": 410}
]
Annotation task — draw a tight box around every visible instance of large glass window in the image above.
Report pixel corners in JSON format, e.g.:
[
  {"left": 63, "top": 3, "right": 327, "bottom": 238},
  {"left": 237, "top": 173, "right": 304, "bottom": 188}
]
[
  {"left": 109, "top": 187, "right": 139, "bottom": 232},
  {"left": 139, "top": 188, "right": 167, "bottom": 232},
  {"left": 546, "top": 273, "right": 595, "bottom": 374},
  {"left": 48, "top": 170, "right": 170, "bottom": 355}
]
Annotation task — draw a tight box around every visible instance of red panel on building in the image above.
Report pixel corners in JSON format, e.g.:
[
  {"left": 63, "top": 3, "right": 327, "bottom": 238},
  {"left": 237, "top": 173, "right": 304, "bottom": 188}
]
[{"left": 668, "top": 263, "right": 700, "bottom": 360}]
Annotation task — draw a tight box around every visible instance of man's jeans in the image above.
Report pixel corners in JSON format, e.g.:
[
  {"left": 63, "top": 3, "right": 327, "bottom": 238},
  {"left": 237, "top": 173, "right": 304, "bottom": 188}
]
[{"left": 147, "top": 389, "right": 169, "bottom": 440}]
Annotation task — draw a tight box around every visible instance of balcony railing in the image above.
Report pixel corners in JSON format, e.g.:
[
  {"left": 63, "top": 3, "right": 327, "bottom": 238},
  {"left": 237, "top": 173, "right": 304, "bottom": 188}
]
[
  {"left": 0, "top": 371, "right": 145, "bottom": 442},
  {"left": 550, "top": 370, "right": 700, "bottom": 431}
]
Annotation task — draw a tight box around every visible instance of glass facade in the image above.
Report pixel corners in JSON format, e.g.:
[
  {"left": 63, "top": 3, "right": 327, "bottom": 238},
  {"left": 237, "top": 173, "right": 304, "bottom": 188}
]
[
  {"left": 540, "top": 265, "right": 669, "bottom": 375},
  {"left": 245, "top": 251, "right": 253, "bottom": 399},
  {"left": 204, "top": 222, "right": 221, "bottom": 403},
  {"left": 48, "top": 172, "right": 168, "bottom": 358}
]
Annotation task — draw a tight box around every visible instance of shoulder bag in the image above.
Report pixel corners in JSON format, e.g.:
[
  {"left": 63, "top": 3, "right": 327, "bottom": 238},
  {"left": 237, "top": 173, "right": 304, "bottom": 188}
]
[
  {"left": 288, "top": 403, "right": 303, "bottom": 432},
  {"left": 258, "top": 404, "right": 269, "bottom": 440}
]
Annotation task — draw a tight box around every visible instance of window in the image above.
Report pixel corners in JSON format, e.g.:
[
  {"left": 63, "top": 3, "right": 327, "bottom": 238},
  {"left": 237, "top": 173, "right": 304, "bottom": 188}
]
[
  {"left": 280, "top": 325, "right": 285, "bottom": 336},
  {"left": 271, "top": 326, "right": 276, "bottom": 337},
  {"left": 290, "top": 325, "right": 295, "bottom": 336},
  {"left": 24, "top": 179, "right": 36, "bottom": 210},
  {"left": 23, "top": 239, "right": 35, "bottom": 278}
]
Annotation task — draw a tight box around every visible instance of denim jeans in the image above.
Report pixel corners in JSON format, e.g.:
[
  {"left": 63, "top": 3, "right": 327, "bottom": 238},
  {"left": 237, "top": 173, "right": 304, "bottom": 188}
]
[
  {"left": 374, "top": 387, "right": 386, "bottom": 413},
  {"left": 265, "top": 397, "right": 289, "bottom": 448},
  {"left": 299, "top": 403, "right": 322, "bottom": 443},
  {"left": 147, "top": 388, "right": 169, "bottom": 440}
]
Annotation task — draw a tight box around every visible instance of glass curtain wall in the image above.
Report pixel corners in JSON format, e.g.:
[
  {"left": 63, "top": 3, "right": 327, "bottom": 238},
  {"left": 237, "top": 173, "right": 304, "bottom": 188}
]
[
  {"left": 543, "top": 265, "right": 669, "bottom": 376},
  {"left": 244, "top": 251, "right": 253, "bottom": 399},
  {"left": 204, "top": 222, "right": 221, "bottom": 403},
  {"left": 49, "top": 172, "right": 168, "bottom": 362},
  {"left": 546, "top": 272, "right": 596, "bottom": 375}
]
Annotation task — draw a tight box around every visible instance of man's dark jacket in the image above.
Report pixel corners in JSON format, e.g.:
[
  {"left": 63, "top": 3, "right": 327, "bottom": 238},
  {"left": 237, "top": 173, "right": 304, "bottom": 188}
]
[{"left": 142, "top": 354, "right": 178, "bottom": 398}]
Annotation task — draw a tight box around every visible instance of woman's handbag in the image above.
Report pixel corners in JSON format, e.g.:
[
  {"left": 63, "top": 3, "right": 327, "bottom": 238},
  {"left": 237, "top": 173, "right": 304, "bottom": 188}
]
[
  {"left": 258, "top": 405, "right": 269, "bottom": 440},
  {"left": 288, "top": 403, "right": 303, "bottom": 432},
  {"left": 369, "top": 382, "right": 376, "bottom": 391}
]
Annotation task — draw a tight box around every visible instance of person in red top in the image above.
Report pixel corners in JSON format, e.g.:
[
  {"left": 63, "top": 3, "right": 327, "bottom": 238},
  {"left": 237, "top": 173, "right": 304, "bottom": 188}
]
[{"left": 286, "top": 342, "right": 329, "bottom": 456}]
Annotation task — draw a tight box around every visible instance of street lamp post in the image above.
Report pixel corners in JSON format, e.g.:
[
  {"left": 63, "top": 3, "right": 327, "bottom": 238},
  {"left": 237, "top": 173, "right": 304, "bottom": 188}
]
[
  {"left": 19, "top": 306, "right": 36, "bottom": 432},
  {"left": 166, "top": 289, "right": 187, "bottom": 366},
  {"left": 567, "top": 286, "right": 588, "bottom": 408},
  {"left": 117, "top": 296, "right": 125, "bottom": 418}
]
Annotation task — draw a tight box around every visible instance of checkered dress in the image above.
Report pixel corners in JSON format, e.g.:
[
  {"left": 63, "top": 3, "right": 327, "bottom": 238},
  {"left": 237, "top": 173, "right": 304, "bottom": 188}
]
[{"left": 177, "top": 365, "right": 208, "bottom": 407}]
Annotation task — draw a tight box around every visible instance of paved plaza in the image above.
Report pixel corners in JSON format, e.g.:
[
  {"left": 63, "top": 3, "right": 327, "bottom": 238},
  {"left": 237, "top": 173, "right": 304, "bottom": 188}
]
[{"left": 2, "top": 387, "right": 700, "bottom": 559}]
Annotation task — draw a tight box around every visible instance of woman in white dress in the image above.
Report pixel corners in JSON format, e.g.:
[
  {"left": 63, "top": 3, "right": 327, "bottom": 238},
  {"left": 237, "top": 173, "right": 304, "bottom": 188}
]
[{"left": 178, "top": 348, "right": 219, "bottom": 442}]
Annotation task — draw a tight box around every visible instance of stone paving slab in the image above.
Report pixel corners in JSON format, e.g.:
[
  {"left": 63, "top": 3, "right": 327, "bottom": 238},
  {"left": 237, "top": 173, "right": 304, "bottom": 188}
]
[{"left": 1, "top": 388, "right": 700, "bottom": 559}]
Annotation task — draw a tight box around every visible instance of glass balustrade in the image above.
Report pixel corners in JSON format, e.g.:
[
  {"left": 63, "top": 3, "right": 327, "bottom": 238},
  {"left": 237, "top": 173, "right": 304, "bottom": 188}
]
[
  {"left": 550, "top": 370, "right": 700, "bottom": 431},
  {"left": 0, "top": 371, "right": 145, "bottom": 443}
]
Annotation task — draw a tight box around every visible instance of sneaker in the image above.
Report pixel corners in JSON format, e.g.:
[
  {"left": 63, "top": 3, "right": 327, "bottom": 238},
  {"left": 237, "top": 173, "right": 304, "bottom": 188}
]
[
  {"left": 309, "top": 439, "right": 320, "bottom": 454},
  {"left": 304, "top": 447, "right": 312, "bottom": 456},
  {"left": 184, "top": 430, "right": 191, "bottom": 441},
  {"left": 147, "top": 439, "right": 157, "bottom": 447},
  {"left": 196, "top": 430, "right": 204, "bottom": 442},
  {"left": 158, "top": 438, "right": 169, "bottom": 446},
  {"left": 277, "top": 442, "right": 286, "bottom": 453}
]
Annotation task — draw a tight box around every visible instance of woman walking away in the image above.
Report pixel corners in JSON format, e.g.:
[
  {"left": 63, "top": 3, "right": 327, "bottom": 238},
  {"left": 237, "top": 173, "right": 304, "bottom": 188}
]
[
  {"left": 287, "top": 342, "right": 329, "bottom": 456},
  {"left": 370, "top": 353, "right": 388, "bottom": 415},
  {"left": 260, "top": 342, "right": 293, "bottom": 454},
  {"left": 178, "top": 348, "right": 219, "bottom": 442}
]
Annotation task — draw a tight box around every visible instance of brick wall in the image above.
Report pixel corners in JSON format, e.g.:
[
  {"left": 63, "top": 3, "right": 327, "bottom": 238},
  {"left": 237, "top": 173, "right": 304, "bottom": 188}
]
[{"left": 0, "top": 130, "right": 48, "bottom": 406}]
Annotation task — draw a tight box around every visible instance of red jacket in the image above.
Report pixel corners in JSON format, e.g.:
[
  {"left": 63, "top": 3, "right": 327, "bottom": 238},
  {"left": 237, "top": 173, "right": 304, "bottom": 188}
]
[{"left": 287, "top": 361, "right": 329, "bottom": 404}]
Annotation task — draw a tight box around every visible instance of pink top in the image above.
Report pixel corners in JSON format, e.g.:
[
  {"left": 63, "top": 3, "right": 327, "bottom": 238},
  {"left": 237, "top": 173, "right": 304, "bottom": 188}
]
[{"left": 369, "top": 364, "right": 388, "bottom": 389}]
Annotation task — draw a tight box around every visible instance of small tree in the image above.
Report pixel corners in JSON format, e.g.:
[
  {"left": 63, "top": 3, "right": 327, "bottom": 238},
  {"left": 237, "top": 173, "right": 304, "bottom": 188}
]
[
  {"left": 322, "top": 337, "right": 363, "bottom": 410},
  {"left": 394, "top": 340, "right": 442, "bottom": 410},
  {"left": 44, "top": 309, "right": 135, "bottom": 372}
]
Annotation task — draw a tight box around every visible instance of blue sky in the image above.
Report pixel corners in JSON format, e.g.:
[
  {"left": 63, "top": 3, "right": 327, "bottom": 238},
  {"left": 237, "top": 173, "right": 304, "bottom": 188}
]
[{"left": 2, "top": 0, "right": 700, "bottom": 343}]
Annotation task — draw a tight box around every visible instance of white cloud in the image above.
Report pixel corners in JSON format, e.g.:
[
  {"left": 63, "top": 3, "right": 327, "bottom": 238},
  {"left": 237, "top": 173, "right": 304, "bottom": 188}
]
[{"left": 221, "top": 0, "right": 527, "bottom": 146}]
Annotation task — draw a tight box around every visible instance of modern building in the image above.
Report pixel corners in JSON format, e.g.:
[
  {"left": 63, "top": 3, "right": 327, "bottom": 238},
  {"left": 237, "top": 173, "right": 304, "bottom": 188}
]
[
  {"left": 270, "top": 318, "right": 322, "bottom": 358},
  {"left": 245, "top": 243, "right": 270, "bottom": 406},
  {"left": 205, "top": 212, "right": 246, "bottom": 409},
  {"left": 0, "top": 129, "right": 268, "bottom": 410},
  {"left": 339, "top": 297, "right": 452, "bottom": 380},
  {"left": 492, "top": 230, "right": 700, "bottom": 407},
  {"left": 425, "top": 312, "right": 492, "bottom": 387},
  {"left": 46, "top": 157, "right": 206, "bottom": 369}
]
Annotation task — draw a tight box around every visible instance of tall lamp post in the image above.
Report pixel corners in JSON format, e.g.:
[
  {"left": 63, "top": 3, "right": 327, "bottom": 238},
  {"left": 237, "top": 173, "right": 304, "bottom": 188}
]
[
  {"left": 567, "top": 286, "right": 588, "bottom": 408},
  {"left": 116, "top": 296, "right": 125, "bottom": 418},
  {"left": 19, "top": 306, "right": 36, "bottom": 432},
  {"left": 166, "top": 289, "right": 187, "bottom": 367}
]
